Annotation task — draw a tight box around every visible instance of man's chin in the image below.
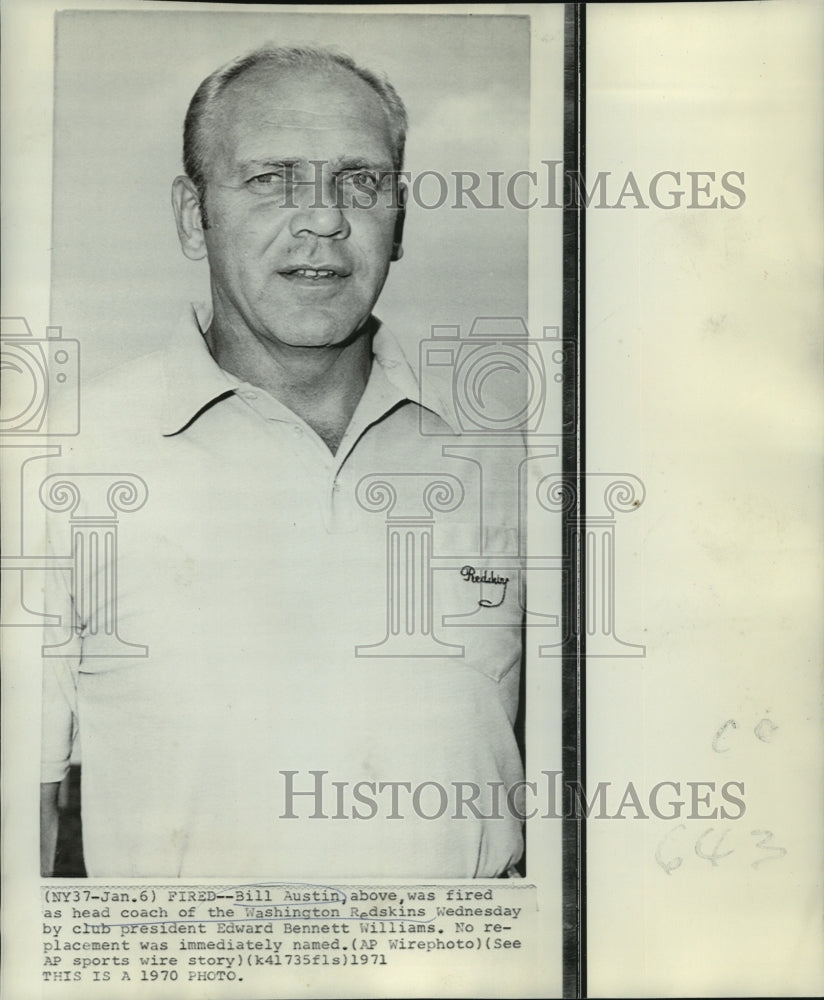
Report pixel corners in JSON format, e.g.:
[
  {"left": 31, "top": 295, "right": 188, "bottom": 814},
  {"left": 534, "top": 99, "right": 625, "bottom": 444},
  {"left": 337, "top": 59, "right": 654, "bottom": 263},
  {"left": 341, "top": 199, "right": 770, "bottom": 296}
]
[
  {"left": 261, "top": 314, "right": 374, "bottom": 351},
  {"left": 269, "top": 330, "right": 356, "bottom": 350}
]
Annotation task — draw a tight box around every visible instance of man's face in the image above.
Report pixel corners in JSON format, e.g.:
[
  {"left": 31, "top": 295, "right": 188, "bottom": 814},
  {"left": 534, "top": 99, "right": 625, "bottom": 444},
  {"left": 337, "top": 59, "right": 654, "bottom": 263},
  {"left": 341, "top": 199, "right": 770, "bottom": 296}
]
[{"left": 197, "top": 63, "right": 403, "bottom": 350}]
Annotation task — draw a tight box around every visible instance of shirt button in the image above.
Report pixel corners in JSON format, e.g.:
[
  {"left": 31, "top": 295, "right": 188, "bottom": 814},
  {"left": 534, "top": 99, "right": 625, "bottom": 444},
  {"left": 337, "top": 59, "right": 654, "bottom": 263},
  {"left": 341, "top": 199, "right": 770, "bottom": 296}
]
[
  {"left": 292, "top": 426, "right": 303, "bottom": 436},
  {"left": 241, "top": 390, "right": 257, "bottom": 400}
]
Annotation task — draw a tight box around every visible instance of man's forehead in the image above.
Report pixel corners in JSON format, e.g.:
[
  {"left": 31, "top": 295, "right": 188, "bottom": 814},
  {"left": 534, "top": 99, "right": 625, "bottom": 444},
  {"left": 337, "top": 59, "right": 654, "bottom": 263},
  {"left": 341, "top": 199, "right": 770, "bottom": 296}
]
[
  {"left": 228, "top": 106, "right": 384, "bottom": 135},
  {"left": 214, "top": 63, "right": 390, "bottom": 134},
  {"left": 203, "top": 64, "right": 395, "bottom": 176}
]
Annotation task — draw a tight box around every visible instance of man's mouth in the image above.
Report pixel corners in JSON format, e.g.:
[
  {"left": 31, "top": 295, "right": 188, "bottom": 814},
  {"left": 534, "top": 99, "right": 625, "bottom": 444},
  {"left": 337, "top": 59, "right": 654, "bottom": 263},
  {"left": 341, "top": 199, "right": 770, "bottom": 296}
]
[{"left": 280, "top": 266, "right": 348, "bottom": 280}]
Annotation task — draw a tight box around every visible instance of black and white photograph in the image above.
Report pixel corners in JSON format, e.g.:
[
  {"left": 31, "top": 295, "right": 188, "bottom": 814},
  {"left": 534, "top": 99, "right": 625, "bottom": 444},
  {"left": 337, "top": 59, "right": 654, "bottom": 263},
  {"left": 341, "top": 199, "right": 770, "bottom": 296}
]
[{"left": 38, "top": 6, "right": 546, "bottom": 884}]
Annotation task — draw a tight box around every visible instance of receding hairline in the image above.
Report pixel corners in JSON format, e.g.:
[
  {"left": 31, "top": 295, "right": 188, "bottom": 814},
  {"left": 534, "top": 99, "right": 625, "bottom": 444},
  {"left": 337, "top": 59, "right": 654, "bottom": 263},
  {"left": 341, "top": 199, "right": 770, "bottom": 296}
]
[
  {"left": 205, "top": 60, "right": 397, "bottom": 145},
  {"left": 183, "top": 45, "right": 408, "bottom": 203}
]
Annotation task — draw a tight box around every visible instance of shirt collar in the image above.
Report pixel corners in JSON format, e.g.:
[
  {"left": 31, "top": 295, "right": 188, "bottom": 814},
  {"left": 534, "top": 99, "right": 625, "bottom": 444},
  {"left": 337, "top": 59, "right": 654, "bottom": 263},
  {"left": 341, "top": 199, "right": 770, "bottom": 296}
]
[
  {"left": 160, "top": 303, "right": 460, "bottom": 437},
  {"left": 370, "top": 324, "right": 461, "bottom": 433},
  {"left": 161, "top": 303, "right": 240, "bottom": 436}
]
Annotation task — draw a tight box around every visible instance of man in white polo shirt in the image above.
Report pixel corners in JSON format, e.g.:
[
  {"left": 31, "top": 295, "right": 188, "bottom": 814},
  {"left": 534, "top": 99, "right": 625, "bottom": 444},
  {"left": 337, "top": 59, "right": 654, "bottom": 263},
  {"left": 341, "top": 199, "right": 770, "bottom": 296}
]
[{"left": 40, "top": 46, "right": 525, "bottom": 878}]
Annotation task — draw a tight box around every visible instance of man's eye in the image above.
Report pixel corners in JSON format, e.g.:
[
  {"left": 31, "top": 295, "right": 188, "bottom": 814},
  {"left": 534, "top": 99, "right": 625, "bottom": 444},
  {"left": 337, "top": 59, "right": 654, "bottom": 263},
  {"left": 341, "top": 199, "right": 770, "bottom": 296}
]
[
  {"left": 247, "top": 173, "right": 284, "bottom": 190},
  {"left": 341, "top": 170, "right": 384, "bottom": 189}
]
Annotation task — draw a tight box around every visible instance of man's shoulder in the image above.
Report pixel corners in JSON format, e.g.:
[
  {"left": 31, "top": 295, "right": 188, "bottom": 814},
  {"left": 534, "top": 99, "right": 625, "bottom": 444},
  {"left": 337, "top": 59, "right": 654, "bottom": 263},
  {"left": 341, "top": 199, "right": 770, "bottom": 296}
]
[
  {"left": 83, "top": 349, "right": 165, "bottom": 401},
  {"left": 70, "top": 350, "right": 167, "bottom": 457}
]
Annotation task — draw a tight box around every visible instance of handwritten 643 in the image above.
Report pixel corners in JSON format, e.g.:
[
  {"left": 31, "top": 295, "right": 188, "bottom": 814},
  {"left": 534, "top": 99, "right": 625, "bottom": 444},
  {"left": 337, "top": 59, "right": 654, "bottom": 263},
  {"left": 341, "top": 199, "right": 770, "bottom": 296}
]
[{"left": 655, "top": 824, "right": 787, "bottom": 875}]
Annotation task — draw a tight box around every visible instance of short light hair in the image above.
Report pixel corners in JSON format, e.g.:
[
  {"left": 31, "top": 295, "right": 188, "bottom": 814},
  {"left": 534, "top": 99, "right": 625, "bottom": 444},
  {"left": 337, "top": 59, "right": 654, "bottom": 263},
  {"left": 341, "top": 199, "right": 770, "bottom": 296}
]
[{"left": 183, "top": 45, "right": 408, "bottom": 210}]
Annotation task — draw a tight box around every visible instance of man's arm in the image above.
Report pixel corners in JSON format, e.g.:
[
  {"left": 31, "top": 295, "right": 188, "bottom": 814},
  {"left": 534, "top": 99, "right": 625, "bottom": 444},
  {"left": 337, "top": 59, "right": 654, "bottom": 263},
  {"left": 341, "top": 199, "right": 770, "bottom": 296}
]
[
  {"left": 40, "top": 781, "right": 61, "bottom": 876},
  {"left": 41, "top": 553, "right": 80, "bottom": 878}
]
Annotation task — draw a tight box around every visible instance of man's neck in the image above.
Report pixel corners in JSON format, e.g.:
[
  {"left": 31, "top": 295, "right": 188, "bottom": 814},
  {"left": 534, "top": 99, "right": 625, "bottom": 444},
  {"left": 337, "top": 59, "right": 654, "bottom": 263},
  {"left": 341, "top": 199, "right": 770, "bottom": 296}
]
[{"left": 205, "top": 316, "right": 376, "bottom": 454}]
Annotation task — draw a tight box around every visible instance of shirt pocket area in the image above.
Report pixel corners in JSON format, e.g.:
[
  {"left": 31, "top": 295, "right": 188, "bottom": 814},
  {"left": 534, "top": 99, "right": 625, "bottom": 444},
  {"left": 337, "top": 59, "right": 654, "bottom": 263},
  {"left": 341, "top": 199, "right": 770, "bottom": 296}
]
[{"left": 431, "top": 522, "right": 523, "bottom": 684}]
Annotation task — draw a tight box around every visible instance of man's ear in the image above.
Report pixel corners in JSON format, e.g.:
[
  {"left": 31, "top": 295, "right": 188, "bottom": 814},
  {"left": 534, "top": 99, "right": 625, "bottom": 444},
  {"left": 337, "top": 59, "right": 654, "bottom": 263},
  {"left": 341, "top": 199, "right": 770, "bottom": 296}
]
[
  {"left": 171, "top": 176, "right": 208, "bottom": 261},
  {"left": 391, "top": 182, "right": 407, "bottom": 262}
]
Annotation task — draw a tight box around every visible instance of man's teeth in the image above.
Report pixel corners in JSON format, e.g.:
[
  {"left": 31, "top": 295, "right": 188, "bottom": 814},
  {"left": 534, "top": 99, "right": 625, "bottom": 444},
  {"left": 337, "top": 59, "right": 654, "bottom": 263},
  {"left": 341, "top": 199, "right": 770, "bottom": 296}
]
[{"left": 292, "top": 268, "right": 337, "bottom": 278}]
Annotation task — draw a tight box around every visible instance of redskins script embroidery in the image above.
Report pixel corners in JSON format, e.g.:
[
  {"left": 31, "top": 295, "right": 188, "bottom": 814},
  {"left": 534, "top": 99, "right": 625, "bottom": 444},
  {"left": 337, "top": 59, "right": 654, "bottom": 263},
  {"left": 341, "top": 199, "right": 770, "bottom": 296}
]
[{"left": 460, "top": 565, "right": 510, "bottom": 608}]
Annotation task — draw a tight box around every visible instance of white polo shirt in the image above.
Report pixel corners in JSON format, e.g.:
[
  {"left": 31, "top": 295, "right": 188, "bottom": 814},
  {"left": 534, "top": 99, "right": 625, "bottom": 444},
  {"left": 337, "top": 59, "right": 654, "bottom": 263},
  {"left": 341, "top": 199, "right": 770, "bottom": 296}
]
[{"left": 42, "top": 305, "right": 525, "bottom": 878}]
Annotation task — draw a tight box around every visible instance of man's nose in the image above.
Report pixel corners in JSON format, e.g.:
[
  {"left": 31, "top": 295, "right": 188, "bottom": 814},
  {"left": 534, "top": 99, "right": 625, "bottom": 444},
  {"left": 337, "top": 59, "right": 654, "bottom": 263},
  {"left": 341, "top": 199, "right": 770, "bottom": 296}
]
[{"left": 288, "top": 175, "right": 350, "bottom": 240}]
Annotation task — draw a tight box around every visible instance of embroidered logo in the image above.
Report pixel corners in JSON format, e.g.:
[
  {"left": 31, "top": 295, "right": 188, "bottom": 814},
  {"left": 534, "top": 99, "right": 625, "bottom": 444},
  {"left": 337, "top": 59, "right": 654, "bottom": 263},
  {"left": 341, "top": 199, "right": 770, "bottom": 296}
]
[{"left": 460, "top": 565, "right": 510, "bottom": 608}]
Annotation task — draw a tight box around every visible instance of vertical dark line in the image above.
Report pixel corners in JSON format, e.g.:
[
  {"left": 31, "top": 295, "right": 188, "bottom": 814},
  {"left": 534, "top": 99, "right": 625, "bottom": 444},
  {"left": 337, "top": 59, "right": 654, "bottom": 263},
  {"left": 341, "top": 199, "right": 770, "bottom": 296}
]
[{"left": 562, "top": 3, "right": 586, "bottom": 998}]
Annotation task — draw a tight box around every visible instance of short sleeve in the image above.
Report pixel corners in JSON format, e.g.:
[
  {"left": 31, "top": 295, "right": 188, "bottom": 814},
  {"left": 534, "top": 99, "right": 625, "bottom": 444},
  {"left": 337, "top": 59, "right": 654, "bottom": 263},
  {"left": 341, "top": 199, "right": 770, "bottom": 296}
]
[{"left": 40, "top": 536, "right": 80, "bottom": 784}]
